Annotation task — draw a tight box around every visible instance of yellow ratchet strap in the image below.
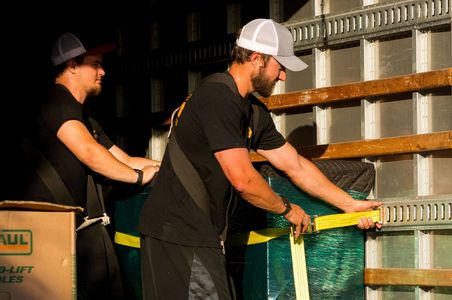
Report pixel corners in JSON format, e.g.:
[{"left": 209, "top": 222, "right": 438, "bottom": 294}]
[
  {"left": 290, "top": 227, "right": 310, "bottom": 300},
  {"left": 227, "top": 208, "right": 382, "bottom": 247},
  {"left": 226, "top": 228, "right": 290, "bottom": 247},
  {"left": 313, "top": 208, "right": 382, "bottom": 232},
  {"left": 114, "top": 231, "right": 140, "bottom": 248}
]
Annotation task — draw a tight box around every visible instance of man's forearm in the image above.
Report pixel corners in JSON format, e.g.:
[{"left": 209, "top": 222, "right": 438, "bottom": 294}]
[{"left": 287, "top": 156, "right": 358, "bottom": 212}]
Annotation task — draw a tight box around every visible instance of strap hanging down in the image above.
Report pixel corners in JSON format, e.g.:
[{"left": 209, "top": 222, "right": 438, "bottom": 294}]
[
  {"left": 290, "top": 227, "right": 310, "bottom": 300},
  {"left": 76, "top": 174, "right": 110, "bottom": 231}
]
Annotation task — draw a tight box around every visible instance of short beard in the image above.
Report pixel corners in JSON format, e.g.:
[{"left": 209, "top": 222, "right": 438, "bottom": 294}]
[
  {"left": 87, "top": 85, "right": 102, "bottom": 97},
  {"left": 251, "top": 69, "right": 275, "bottom": 97}
]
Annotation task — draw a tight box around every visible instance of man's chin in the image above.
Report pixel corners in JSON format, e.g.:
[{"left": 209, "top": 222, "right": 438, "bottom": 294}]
[
  {"left": 90, "top": 86, "right": 102, "bottom": 96},
  {"left": 256, "top": 88, "right": 274, "bottom": 98}
]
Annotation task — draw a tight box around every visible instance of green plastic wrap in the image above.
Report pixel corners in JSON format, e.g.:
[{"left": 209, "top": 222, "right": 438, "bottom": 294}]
[
  {"left": 112, "top": 185, "right": 151, "bottom": 300},
  {"left": 226, "top": 162, "right": 374, "bottom": 300}
]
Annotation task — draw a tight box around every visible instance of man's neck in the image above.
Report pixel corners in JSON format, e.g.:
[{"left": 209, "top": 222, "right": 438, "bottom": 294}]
[
  {"left": 55, "top": 76, "right": 86, "bottom": 104},
  {"left": 228, "top": 63, "right": 254, "bottom": 99}
]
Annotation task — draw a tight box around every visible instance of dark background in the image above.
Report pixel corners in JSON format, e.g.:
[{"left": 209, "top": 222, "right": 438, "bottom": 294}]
[
  {"left": 3, "top": 0, "right": 276, "bottom": 160},
  {"left": 6, "top": 0, "right": 123, "bottom": 120},
  {"left": 4, "top": 0, "right": 147, "bottom": 155},
  {"left": 4, "top": 0, "right": 271, "bottom": 149}
]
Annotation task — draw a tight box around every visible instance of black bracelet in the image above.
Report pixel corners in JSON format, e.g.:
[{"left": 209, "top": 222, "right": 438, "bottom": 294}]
[
  {"left": 133, "top": 169, "right": 143, "bottom": 185},
  {"left": 277, "top": 197, "right": 292, "bottom": 216}
]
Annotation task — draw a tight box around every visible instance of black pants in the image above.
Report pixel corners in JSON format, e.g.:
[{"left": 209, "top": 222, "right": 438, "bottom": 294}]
[
  {"left": 140, "top": 235, "right": 236, "bottom": 300},
  {"left": 77, "top": 222, "right": 124, "bottom": 300}
]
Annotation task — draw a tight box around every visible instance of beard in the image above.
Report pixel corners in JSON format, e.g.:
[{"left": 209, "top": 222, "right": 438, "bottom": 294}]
[
  {"left": 251, "top": 68, "right": 276, "bottom": 97},
  {"left": 87, "top": 84, "right": 102, "bottom": 97}
]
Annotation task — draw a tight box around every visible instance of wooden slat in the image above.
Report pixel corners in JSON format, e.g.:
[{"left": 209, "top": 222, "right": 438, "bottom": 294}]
[
  {"left": 152, "top": 69, "right": 452, "bottom": 163},
  {"left": 152, "top": 68, "right": 452, "bottom": 128},
  {"left": 250, "top": 131, "right": 452, "bottom": 161},
  {"left": 261, "top": 68, "right": 452, "bottom": 111},
  {"left": 365, "top": 268, "right": 452, "bottom": 287}
]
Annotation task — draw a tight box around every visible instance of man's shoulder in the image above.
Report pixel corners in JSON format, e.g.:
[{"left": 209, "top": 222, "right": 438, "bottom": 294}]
[
  {"left": 203, "top": 72, "right": 231, "bottom": 83},
  {"left": 200, "top": 72, "right": 237, "bottom": 94}
]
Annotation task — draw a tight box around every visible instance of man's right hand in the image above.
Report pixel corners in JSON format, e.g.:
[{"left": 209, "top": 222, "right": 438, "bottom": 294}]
[
  {"left": 284, "top": 203, "right": 311, "bottom": 238},
  {"left": 142, "top": 165, "right": 160, "bottom": 185}
]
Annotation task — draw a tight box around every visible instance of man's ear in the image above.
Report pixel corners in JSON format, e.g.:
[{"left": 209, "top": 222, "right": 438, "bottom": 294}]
[
  {"left": 250, "top": 52, "right": 263, "bottom": 68},
  {"left": 67, "top": 59, "right": 77, "bottom": 72}
]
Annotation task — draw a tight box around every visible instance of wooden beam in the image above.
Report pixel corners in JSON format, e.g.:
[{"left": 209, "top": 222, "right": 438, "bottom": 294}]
[
  {"left": 152, "top": 68, "right": 452, "bottom": 127},
  {"left": 260, "top": 68, "right": 452, "bottom": 111},
  {"left": 250, "top": 131, "right": 452, "bottom": 161},
  {"left": 365, "top": 268, "right": 452, "bottom": 287}
]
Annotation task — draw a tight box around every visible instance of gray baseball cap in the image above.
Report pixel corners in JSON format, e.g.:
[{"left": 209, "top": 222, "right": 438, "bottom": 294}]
[
  {"left": 51, "top": 32, "right": 115, "bottom": 66},
  {"left": 236, "top": 19, "right": 308, "bottom": 72}
]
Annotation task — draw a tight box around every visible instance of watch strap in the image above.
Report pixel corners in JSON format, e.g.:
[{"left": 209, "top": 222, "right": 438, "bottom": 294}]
[
  {"left": 278, "top": 197, "right": 292, "bottom": 216},
  {"left": 133, "top": 169, "right": 143, "bottom": 185}
]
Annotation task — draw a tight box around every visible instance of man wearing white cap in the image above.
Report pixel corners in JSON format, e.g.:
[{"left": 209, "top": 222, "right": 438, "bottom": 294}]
[{"left": 139, "top": 18, "right": 381, "bottom": 300}]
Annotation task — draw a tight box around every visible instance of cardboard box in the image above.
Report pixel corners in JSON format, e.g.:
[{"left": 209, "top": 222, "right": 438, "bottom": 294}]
[{"left": 0, "top": 201, "right": 83, "bottom": 300}]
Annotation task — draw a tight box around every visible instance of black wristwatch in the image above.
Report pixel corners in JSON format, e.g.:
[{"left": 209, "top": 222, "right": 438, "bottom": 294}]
[
  {"left": 278, "top": 197, "right": 292, "bottom": 216},
  {"left": 133, "top": 169, "right": 143, "bottom": 185}
]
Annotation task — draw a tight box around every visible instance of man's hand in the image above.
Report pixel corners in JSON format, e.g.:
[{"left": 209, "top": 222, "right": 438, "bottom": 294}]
[
  {"left": 142, "top": 164, "right": 160, "bottom": 185},
  {"left": 351, "top": 199, "right": 383, "bottom": 230},
  {"left": 358, "top": 216, "right": 382, "bottom": 230},
  {"left": 284, "top": 203, "right": 311, "bottom": 238}
]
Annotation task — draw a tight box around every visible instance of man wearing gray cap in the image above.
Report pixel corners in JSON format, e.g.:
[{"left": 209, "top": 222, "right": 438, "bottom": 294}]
[
  {"left": 17, "top": 32, "right": 160, "bottom": 299},
  {"left": 138, "top": 18, "right": 381, "bottom": 299}
]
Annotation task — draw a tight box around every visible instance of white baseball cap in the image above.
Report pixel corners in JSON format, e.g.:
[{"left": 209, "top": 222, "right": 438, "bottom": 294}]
[{"left": 236, "top": 18, "right": 308, "bottom": 72}]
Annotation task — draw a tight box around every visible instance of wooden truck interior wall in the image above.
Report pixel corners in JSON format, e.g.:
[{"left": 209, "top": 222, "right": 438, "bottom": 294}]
[{"left": 253, "top": 68, "right": 452, "bottom": 297}]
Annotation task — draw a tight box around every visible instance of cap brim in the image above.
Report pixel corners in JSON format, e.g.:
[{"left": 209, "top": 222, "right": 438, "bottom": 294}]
[
  {"left": 273, "top": 55, "right": 308, "bottom": 72},
  {"left": 86, "top": 44, "right": 116, "bottom": 56}
]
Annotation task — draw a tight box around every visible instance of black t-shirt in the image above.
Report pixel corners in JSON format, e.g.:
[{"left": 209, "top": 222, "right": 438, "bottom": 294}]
[
  {"left": 138, "top": 72, "right": 285, "bottom": 248},
  {"left": 18, "top": 84, "right": 113, "bottom": 207}
]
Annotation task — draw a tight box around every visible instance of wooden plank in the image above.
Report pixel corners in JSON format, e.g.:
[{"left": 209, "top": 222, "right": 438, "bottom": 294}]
[
  {"left": 260, "top": 68, "right": 452, "bottom": 111},
  {"left": 250, "top": 131, "right": 452, "bottom": 161},
  {"left": 365, "top": 268, "right": 452, "bottom": 287},
  {"left": 152, "top": 69, "right": 452, "bottom": 128}
]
